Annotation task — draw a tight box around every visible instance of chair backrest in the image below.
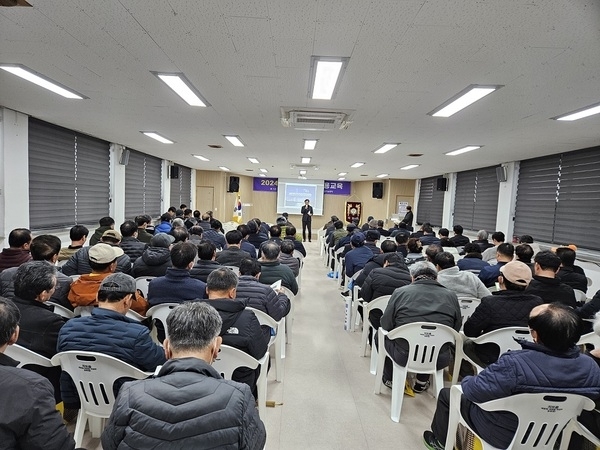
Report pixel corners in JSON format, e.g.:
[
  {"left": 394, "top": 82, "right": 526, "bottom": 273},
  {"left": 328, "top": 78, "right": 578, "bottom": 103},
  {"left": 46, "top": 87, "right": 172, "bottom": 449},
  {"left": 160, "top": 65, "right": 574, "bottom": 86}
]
[
  {"left": 578, "top": 331, "right": 600, "bottom": 348},
  {"left": 469, "top": 326, "right": 533, "bottom": 355},
  {"left": 46, "top": 301, "right": 75, "bottom": 319},
  {"left": 221, "top": 265, "right": 240, "bottom": 276},
  {"left": 146, "top": 303, "right": 179, "bottom": 340},
  {"left": 212, "top": 344, "right": 260, "bottom": 379},
  {"left": 458, "top": 297, "right": 481, "bottom": 326},
  {"left": 56, "top": 259, "right": 68, "bottom": 268},
  {"left": 445, "top": 247, "right": 460, "bottom": 256},
  {"left": 478, "top": 391, "right": 595, "bottom": 449},
  {"left": 125, "top": 309, "right": 146, "bottom": 321},
  {"left": 292, "top": 250, "right": 304, "bottom": 264},
  {"left": 365, "top": 295, "right": 392, "bottom": 318},
  {"left": 50, "top": 351, "right": 151, "bottom": 417},
  {"left": 135, "top": 276, "right": 155, "bottom": 298},
  {"left": 74, "top": 305, "right": 94, "bottom": 317},
  {"left": 281, "top": 286, "right": 295, "bottom": 301},
  {"left": 573, "top": 289, "right": 587, "bottom": 303},
  {"left": 385, "top": 322, "right": 460, "bottom": 373},
  {"left": 4, "top": 344, "right": 53, "bottom": 368}
]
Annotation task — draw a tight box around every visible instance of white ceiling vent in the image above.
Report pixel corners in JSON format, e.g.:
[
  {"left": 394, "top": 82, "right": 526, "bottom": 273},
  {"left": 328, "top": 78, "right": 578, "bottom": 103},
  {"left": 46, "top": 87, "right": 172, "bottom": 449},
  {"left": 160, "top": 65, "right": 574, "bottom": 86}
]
[{"left": 281, "top": 107, "right": 353, "bottom": 131}]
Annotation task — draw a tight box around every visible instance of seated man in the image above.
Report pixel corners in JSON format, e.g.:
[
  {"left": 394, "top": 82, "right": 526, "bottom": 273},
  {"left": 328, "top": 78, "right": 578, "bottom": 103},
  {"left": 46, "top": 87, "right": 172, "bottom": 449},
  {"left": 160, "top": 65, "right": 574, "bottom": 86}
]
[
  {"left": 199, "top": 268, "right": 268, "bottom": 395},
  {"left": 380, "top": 262, "right": 461, "bottom": 392},
  {"left": 278, "top": 239, "right": 300, "bottom": 277},
  {"left": 148, "top": 242, "right": 207, "bottom": 306},
  {"left": 237, "top": 258, "right": 291, "bottom": 341},
  {"left": 69, "top": 243, "right": 148, "bottom": 314},
  {"left": 119, "top": 220, "right": 146, "bottom": 263},
  {"left": 11, "top": 261, "right": 66, "bottom": 402},
  {"left": 438, "top": 228, "right": 455, "bottom": 247},
  {"left": 246, "top": 219, "right": 268, "bottom": 250},
  {"left": 101, "top": 302, "right": 266, "bottom": 450},
  {"left": 1, "top": 234, "right": 73, "bottom": 310},
  {"left": 134, "top": 215, "right": 154, "bottom": 244},
  {"left": 354, "top": 239, "right": 398, "bottom": 287},
  {"left": 237, "top": 223, "right": 258, "bottom": 258},
  {"left": 344, "top": 232, "right": 375, "bottom": 279},
  {"left": 419, "top": 224, "right": 441, "bottom": 246},
  {"left": 526, "top": 250, "right": 576, "bottom": 307},
  {"left": 258, "top": 241, "right": 298, "bottom": 295},
  {"left": 457, "top": 243, "right": 490, "bottom": 273},
  {"left": 284, "top": 225, "right": 306, "bottom": 257},
  {"left": 132, "top": 233, "right": 174, "bottom": 277},
  {"left": 423, "top": 303, "right": 600, "bottom": 450},
  {"left": 58, "top": 273, "right": 165, "bottom": 411},
  {"left": 89, "top": 216, "right": 115, "bottom": 246},
  {"left": 0, "top": 297, "right": 75, "bottom": 450},
  {"left": 463, "top": 261, "right": 543, "bottom": 366},
  {"left": 326, "top": 220, "right": 347, "bottom": 249},
  {"left": 481, "top": 231, "right": 505, "bottom": 262},
  {"left": 478, "top": 243, "right": 514, "bottom": 288},
  {"left": 364, "top": 230, "right": 382, "bottom": 255},
  {"left": 62, "top": 229, "right": 132, "bottom": 276},
  {"left": 514, "top": 243, "right": 535, "bottom": 273},
  {"left": 202, "top": 219, "right": 227, "bottom": 250},
  {"left": 216, "top": 230, "right": 252, "bottom": 267},
  {"left": 405, "top": 237, "right": 426, "bottom": 266},
  {"left": 472, "top": 229, "right": 494, "bottom": 253},
  {"left": 556, "top": 246, "right": 588, "bottom": 293},
  {"left": 190, "top": 240, "right": 221, "bottom": 282},
  {"left": 449, "top": 224, "right": 470, "bottom": 247},
  {"left": 58, "top": 224, "right": 88, "bottom": 261},
  {"left": 435, "top": 252, "right": 491, "bottom": 299},
  {"left": 0, "top": 228, "right": 32, "bottom": 273}
]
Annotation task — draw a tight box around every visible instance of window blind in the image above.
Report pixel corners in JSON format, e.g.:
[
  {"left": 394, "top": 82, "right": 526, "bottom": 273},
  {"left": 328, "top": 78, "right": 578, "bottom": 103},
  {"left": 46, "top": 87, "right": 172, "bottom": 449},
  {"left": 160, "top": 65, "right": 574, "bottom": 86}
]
[
  {"left": 169, "top": 164, "right": 192, "bottom": 208},
  {"left": 416, "top": 176, "right": 444, "bottom": 227},
  {"left": 125, "top": 149, "right": 162, "bottom": 219}
]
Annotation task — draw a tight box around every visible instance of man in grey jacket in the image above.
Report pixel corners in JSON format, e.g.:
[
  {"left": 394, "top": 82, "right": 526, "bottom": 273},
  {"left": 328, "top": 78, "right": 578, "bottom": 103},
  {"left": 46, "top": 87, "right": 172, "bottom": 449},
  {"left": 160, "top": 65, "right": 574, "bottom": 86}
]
[
  {"left": 102, "top": 301, "right": 266, "bottom": 450},
  {"left": 435, "top": 252, "right": 491, "bottom": 299}
]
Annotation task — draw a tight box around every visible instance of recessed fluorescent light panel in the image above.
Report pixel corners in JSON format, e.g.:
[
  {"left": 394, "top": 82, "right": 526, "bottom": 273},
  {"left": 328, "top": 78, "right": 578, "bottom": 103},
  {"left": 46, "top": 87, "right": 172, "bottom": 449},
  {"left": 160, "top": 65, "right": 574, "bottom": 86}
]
[
  {"left": 338, "top": 177, "right": 346, "bottom": 181},
  {"left": 224, "top": 135, "right": 245, "bottom": 147},
  {"left": 247, "top": 157, "right": 260, "bottom": 164},
  {"left": 193, "top": 155, "right": 210, "bottom": 161},
  {"left": 218, "top": 166, "right": 230, "bottom": 172},
  {"left": 350, "top": 162, "right": 365, "bottom": 168},
  {"left": 338, "top": 172, "right": 347, "bottom": 176},
  {"left": 445, "top": 145, "right": 482, "bottom": 156},
  {"left": 374, "top": 143, "right": 399, "bottom": 154},
  {"left": 428, "top": 84, "right": 503, "bottom": 118},
  {"left": 0, "top": 64, "right": 86, "bottom": 99},
  {"left": 299, "top": 170, "right": 307, "bottom": 175},
  {"left": 152, "top": 72, "right": 210, "bottom": 107},
  {"left": 259, "top": 173, "right": 266, "bottom": 177},
  {"left": 304, "top": 139, "right": 318, "bottom": 150},
  {"left": 259, "top": 168, "right": 268, "bottom": 173},
  {"left": 376, "top": 173, "right": 389, "bottom": 178},
  {"left": 301, "top": 157, "right": 311, "bottom": 164},
  {"left": 308, "top": 56, "right": 350, "bottom": 100},
  {"left": 553, "top": 101, "right": 600, "bottom": 121},
  {"left": 141, "top": 132, "right": 174, "bottom": 144},
  {"left": 400, "top": 164, "right": 419, "bottom": 170}
]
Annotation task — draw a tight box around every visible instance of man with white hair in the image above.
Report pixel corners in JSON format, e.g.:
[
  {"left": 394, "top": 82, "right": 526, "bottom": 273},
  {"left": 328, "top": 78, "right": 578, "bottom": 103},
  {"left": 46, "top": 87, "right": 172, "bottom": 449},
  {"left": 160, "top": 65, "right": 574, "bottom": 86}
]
[{"left": 102, "top": 302, "right": 266, "bottom": 449}]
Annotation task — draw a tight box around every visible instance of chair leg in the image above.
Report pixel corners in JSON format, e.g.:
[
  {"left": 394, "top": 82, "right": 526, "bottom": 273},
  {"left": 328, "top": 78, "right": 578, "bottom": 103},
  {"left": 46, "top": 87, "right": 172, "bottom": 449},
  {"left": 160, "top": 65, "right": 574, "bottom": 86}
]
[
  {"left": 280, "top": 319, "right": 286, "bottom": 359},
  {"left": 390, "top": 364, "right": 408, "bottom": 422},
  {"left": 361, "top": 322, "right": 369, "bottom": 357},
  {"left": 73, "top": 410, "right": 87, "bottom": 448},
  {"left": 275, "top": 334, "right": 284, "bottom": 383},
  {"left": 373, "top": 331, "right": 386, "bottom": 394},
  {"left": 559, "top": 420, "right": 575, "bottom": 450},
  {"left": 89, "top": 416, "right": 103, "bottom": 438},
  {"left": 445, "top": 386, "right": 463, "bottom": 450},
  {"left": 369, "top": 331, "right": 378, "bottom": 375},
  {"left": 257, "top": 362, "right": 268, "bottom": 418},
  {"left": 433, "top": 370, "right": 444, "bottom": 398}
]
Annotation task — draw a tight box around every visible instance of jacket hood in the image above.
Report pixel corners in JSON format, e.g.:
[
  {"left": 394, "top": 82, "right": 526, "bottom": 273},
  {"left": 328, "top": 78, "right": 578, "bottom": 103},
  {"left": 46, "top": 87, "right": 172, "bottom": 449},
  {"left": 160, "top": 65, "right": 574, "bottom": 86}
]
[
  {"left": 142, "top": 246, "right": 172, "bottom": 265},
  {"left": 200, "top": 298, "right": 247, "bottom": 331},
  {"left": 519, "top": 339, "right": 581, "bottom": 359},
  {"left": 157, "top": 357, "right": 221, "bottom": 379}
]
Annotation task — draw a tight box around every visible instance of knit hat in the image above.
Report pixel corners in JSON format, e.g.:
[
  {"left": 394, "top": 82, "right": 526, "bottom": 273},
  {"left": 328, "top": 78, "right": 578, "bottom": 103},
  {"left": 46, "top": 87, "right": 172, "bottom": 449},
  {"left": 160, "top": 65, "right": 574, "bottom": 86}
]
[
  {"left": 499, "top": 261, "right": 532, "bottom": 287},
  {"left": 89, "top": 243, "right": 124, "bottom": 264},
  {"left": 151, "top": 233, "right": 175, "bottom": 248},
  {"left": 99, "top": 272, "right": 136, "bottom": 293}
]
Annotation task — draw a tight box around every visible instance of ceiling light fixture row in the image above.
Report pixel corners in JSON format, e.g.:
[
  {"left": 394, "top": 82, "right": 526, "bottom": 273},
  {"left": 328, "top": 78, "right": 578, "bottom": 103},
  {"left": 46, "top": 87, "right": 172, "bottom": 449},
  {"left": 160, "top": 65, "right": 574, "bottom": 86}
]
[{"left": 428, "top": 84, "right": 503, "bottom": 117}]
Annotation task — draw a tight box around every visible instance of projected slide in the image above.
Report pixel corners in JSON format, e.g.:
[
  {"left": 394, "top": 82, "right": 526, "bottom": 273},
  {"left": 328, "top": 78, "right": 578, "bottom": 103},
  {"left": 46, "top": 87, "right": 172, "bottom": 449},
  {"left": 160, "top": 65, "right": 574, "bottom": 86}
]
[{"left": 276, "top": 178, "right": 324, "bottom": 215}]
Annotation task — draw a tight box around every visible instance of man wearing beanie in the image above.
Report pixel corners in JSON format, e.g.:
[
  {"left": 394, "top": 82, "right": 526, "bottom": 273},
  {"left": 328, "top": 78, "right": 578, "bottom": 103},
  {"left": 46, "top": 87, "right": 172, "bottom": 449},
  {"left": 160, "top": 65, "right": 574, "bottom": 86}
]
[{"left": 463, "top": 260, "right": 543, "bottom": 366}]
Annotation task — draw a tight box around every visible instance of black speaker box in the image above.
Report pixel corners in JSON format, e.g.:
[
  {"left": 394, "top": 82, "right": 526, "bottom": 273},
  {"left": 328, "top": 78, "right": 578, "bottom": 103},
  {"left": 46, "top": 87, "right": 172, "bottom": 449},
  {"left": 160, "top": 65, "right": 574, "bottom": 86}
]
[
  {"left": 436, "top": 177, "right": 448, "bottom": 191},
  {"left": 169, "top": 165, "right": 179, "bottom": 179},
  {"left": 372, "top": 182, "right": 384, "bottom": 199},
  {"left": 228, "top": 176, "right": 240, "bottom": 193}
]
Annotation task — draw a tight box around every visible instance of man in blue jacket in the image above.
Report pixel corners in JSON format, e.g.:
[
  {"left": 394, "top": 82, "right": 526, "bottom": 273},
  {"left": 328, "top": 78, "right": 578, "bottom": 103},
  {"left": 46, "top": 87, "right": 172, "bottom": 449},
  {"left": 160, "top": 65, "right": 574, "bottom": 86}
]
[
  {"left": 57, "top": 273, "right": 166, "bottom": 410},
  {"left": 423, "top": 303, "right": 600, "bottom": 450}
]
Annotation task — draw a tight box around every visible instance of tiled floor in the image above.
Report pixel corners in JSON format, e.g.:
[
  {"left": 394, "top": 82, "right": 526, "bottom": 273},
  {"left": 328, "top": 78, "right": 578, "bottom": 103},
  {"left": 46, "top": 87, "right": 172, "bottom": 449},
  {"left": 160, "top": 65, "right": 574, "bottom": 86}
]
[{"left": 78, "top": 240, "right": 437, "bottom": 449}]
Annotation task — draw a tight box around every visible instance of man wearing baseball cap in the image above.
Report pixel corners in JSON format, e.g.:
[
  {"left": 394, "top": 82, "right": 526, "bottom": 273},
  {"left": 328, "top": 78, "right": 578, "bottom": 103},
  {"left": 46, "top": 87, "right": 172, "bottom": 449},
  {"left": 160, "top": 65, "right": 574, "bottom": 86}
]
[
  {"left": 58, "top": 272, "right": 165, "bottom": 412},
  {"left": 68, "top": 243, "right": 148, "bottom": 314},
  {"left": 463, "top": 260, "right": 543, "bottom": 366}
]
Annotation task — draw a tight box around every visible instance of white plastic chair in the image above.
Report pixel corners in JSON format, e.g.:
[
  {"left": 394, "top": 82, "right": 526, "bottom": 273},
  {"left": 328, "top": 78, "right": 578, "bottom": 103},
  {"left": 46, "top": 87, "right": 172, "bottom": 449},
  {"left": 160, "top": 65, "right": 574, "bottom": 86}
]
[
  {"left": 577, "top": 331, "right": 600, "bottom": 348},
  {"left": 221, "top": 265, "right": 240, "bottom": 276},
  {"left": 50, "top": 351, "right": 152, "bottom": 447},
  {"left": 71, "top": 274, "right": 81, "bottom": 281},
  {"left": 281, "top": 286, "right": 295, "bottom": 348},
  {"left": 293, "top": 250, "right": 304, "bottom": 288},
  {"left": 451, "top": 327, "right": 532, "bottom": 384},
  {"left": 559, "top": 418, "right": 600, "bottom": 450},
  {"left": 146, "top": 303, "right": 179, "bottom": 342},
  {"left": 4, "top": 343, "right": 53, "bottom": 368},
  {"left": 360, "top": 295, "right": 392, "bottom": 374},
  {"left": 212, "top": 345, "right": 269, "bottom": 418},
  {"left": 247, "top": 307, "right": 285, "bottom": 382},
  {"left": 573, "top": 289, "right": 588, "bottom": 303},
  {"left": 342, "top": 269, "right": 362, "bottom": 332},
  {"left": 46, "top": 301, "right": 75, "bottom": 319},
  {"left": 73, "top": 305, "right": 94, "bottom": 316},
  {"left": 125, "top": 309, "right": 146, "bottom": 322},
  {"left": 458, "top": 297, "right": 481, "bottom": 328},
  {"left": 134, "top": 276, "right": 155, "bottom": 298},
  {"left": 445, "top": 384, "right": 595, "bottom": 450},
  {"left": 373, "top": 322, "right": 461, "bottom": 423}
]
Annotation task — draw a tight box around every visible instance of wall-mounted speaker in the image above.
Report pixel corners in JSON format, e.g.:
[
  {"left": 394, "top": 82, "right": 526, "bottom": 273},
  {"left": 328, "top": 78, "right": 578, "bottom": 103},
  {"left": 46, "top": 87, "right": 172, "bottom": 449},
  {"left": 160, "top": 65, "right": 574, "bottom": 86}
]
[
  {"left": 228, "top": 176, "right": 240, "bottom": 193},
  {"left": 169, "top": 165, "right": 180, "bottom": 179},
  {"left": 118, "top": 148, "right": 130, "bottom": 165},
  {"left": 436, "top": 177, "right": 448, "bottom": 191},
  {"left": 496, "top": 166, "right": 507, "bottom": 182},
  {"left": 372, "top": 182, "right": 384, "bottom": 199}
]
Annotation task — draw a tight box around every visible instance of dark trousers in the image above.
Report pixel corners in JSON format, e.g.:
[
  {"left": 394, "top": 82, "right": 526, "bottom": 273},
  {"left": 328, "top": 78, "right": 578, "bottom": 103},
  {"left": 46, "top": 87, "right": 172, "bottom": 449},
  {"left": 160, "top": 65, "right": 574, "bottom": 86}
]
[
  {"left": 302, "top": 220, "right": 311, "bottom": 241},
  {"left": 431, "top": 387, "right": 473, "bottom": 445}
]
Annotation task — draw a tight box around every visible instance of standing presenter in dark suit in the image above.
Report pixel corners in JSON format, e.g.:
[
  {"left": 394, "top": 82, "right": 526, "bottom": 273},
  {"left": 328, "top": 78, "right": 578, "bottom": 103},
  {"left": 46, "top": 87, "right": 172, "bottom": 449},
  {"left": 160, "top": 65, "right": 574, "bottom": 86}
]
[{"left": 300, "top": 199, "right": 314, "bottom": 242}]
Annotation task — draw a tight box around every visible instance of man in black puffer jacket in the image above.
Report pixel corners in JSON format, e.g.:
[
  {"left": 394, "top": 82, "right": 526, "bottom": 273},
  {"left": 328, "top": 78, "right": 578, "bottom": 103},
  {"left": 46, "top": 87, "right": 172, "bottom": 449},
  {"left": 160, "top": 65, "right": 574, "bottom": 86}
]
[
  {"left": 102, "top": 302, "right": 266, "bottom": 450},
  {"left": 199, "top": 268, "right": 268, "bottom": 396},
  {"left": 132, "top": 233, "right": 174, "bottom": 277}
]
